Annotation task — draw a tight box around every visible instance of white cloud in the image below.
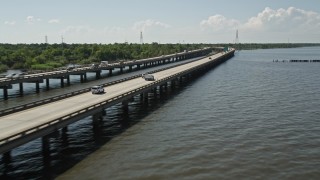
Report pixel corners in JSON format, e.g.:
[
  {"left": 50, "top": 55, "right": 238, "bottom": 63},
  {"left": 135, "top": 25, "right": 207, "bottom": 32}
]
[
  {"left": 200, "top": 7, "right": 320, "bottom": 33},
  {"left": 26, "top": 16, "right": 41, "bottom": 24},
  {"left": 58, "top": 26, "right": 97, "bottom": 43},
  {"left": 48, "top": 19, "right": 60, "bottom": 24},
  {"left": 4, "top": 21, "right": 16, "bottom": 26},
  {"left": 26, "top": 16, "right": 34, "bottom": 23},
  {"left": 132, "top": 19, "right": 170, "bottom": 32},
  {"left": 103, "top": 26, "right": 126, "bottom": 35},
  {"left": 61, "top": 25, "right": 94, "bottom": 35},
  {"left": 200, "top": 15, "right": 240, "bottom": 31},
  {"left": 199, "top": 7, "right": 320, "bottom": 42},
  {"left": 243, "top": 7, "right": 320, "bottom": 32}
]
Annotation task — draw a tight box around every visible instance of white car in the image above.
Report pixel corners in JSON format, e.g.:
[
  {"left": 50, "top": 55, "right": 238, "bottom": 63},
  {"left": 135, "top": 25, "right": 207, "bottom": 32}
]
[
  {"left": 13, "top": 73, "right": 26, "bottom": 78},
  {"left": 5, "top": 73, "right": 16, "bottom": 79},
  {"left": 91, "top": 85, "right": 105, "bottom": 94},
  {"left": 141, "top": 73, "right": 155, "bottom": 81}
]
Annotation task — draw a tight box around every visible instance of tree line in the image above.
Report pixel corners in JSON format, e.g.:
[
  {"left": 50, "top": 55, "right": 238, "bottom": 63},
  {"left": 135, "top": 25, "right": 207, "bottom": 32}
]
[
  {"left": 232, "top": 43, "right": 320, "bottom": 50},
  {"left": 0, "top": 43, "right": 208, "bottom": 72},
  {"left": 0, "top": 42, "right": 319, "bottom": 72}
]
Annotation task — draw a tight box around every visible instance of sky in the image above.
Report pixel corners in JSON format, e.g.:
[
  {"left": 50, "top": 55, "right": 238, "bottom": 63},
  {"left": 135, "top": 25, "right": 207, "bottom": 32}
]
[{"left": 1, "top": 0, "right": 320, "bottom": 44}]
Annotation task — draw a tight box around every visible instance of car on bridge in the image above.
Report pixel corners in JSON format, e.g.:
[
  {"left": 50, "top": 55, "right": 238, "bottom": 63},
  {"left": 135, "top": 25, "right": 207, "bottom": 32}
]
[
  {"left": 67, "top": 66, "right": 75, "bottom": 71},
  {"left": 13, "top": 73, "right": 26, "bottom": 78},
  {"left": 99, "top": 61, "right": 108, "bottom": 67},
  {"left": 141, "top": 73, "right": 155, "bottom": 81},
  {"left": 91, "top": 85, "right": 105, "bottom": 94},
  {"left": 91, "top": 63, "right": 99, "bottom": 69},
  {"left": 5, "top": 73, "right": 16, "bottom": 79}
]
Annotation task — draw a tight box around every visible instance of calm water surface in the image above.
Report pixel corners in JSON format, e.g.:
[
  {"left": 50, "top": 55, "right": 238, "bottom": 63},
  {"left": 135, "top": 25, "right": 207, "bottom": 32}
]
[{"left": 1, "top": 47, "right": 320, "bottom": 179}]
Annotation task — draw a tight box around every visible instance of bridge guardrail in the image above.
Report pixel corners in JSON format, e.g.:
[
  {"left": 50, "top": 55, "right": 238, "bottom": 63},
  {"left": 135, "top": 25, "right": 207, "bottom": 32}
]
[{"left": 0, "top": 50, "right": 234, "bottom": 148}]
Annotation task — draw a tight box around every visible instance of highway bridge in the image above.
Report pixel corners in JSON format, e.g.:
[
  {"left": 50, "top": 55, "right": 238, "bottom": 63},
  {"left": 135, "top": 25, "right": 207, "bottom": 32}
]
[
  {"left": 0, "top": 48, "right": 215, "bottom": 100},
  {"left": 0, "top": 48, "right": 234, "bottom": 163}
]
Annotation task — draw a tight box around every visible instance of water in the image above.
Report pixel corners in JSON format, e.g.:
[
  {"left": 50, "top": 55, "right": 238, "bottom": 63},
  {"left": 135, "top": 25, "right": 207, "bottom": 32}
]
[{"left": 1, "top": 47, "right": 320, "bottom": 179}]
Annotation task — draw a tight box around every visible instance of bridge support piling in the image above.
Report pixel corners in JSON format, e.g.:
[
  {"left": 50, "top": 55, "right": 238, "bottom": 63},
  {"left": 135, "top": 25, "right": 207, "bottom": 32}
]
[
  {"left": 80, "top": 74, "right": 84, "bottom": 83},
  {"left": 62, "top": 126, "right": 68, "bottom": 134},
  {"left": 3, "top": 86, "right": 8, "bottom": 100},
  {"left": 159, "top": 85, "right": 164, "bottom": 96},
  {"left": 144, "top": 92, "right": 149, "bottom": 103},
  {"left": 164, "top": 82, "right": 168, "bottom": 90},
  {"left": 42, "top": 135, "right": 51, "bottom": 167},
  {"left": 61, "top": 127, "right": 69, "bottom": 146},
  {"left": 179, "top": 76, "right": 183, "bottom": 84},
  {"left": 60, "top": 77, "right": 64, "bottom": 88},
  {"left": 96, "top": 71, "right": 101, "bottom": 79},
  {"left": 2, "top": 151, "right": 11, "bottom": 164},
  {"left": 101, "top": 109, "right": 106, "bottom": 116},
  {"left": 67, "top": 75, "right": 70, "bottom": 85},
  {"left": 92, "top": 111, "right": 104, "bottom": 139},
  {"left": 153, "top": 87, "right": 158, "bottom": 98},
  {"left": 186, "top": 73, "right": 191, "bottom": 79},
  {"left": 92, "top": 112, "right": 103, "bottom": 123},
  {"left": 79, "top": 73, "right": 87, "bottom": 82},
  {"left": 46, "top": 79, "right": 50, "bottom": 90},
  {"left": 36, "top": 81, "right": 40, "bottom": 93},
  {"left": 122, "top": 100, "right": 129, "bottom": 113},
  {"left": 127, "top": 96, "right": 134, "bottom": 102},
  {"left": 19, "top": 83, "right": 23, "bottom": 95},
  {"left": 171, "top": 80, "right": 176, "bottom": 89},
  {"left": 2, "top": 151, "right": 12, "bottom": 174},
  {"left": 84, "top": 73, "right": 87, "bottom": 82}
]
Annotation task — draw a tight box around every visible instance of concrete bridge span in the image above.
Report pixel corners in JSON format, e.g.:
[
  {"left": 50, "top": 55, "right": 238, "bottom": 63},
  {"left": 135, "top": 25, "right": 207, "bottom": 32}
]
[{"left": 0, "top": 48, "right": 234, "bottom": 161}]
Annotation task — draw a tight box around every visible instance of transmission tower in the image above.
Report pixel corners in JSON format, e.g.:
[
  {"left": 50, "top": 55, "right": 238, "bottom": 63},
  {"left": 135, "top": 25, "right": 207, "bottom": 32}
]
[
  {"left": 45, "top": 35, "right": 48, "bottom": 44},
  {"left": 140, "top": 31, "right": 143, "bottom": 44},
  {"left": 235, "top": 29, "right": 239, "bottom": 44},
  {"left": 235, "top": 29, "right": 239, "bottom": 50}
]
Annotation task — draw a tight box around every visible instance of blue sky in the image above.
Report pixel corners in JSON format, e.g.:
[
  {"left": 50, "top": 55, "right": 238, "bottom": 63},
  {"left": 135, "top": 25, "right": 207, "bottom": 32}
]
[{"left": 1, "top": 0, "right": 320, "bottom": 44}]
